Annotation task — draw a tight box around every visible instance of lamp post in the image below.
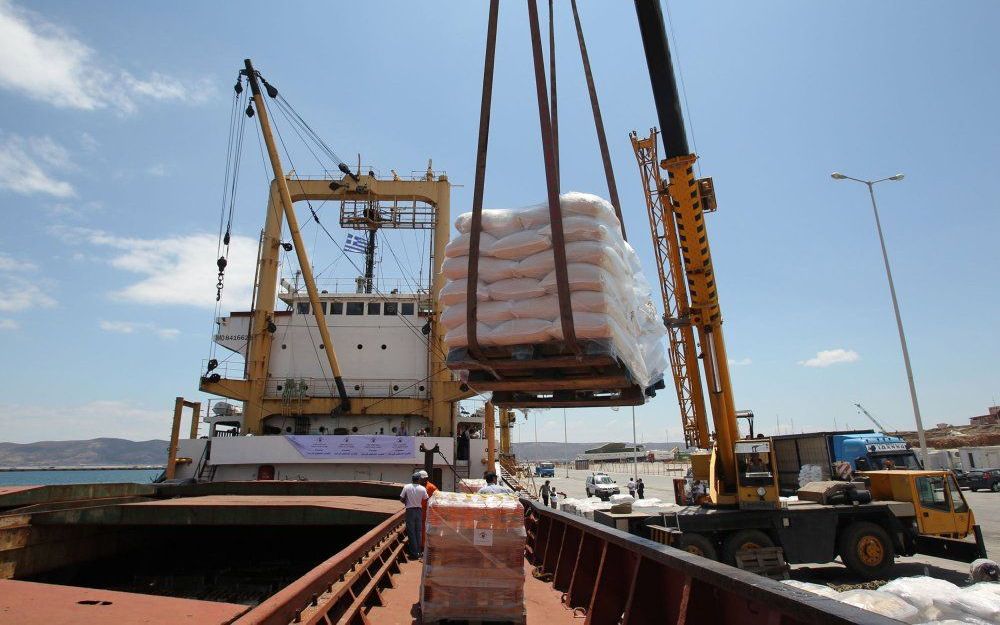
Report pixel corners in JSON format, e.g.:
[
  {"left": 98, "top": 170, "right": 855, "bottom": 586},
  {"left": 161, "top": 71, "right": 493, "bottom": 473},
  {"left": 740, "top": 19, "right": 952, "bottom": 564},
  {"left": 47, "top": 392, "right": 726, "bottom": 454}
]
[
  {"left": 563, "top": 408, "right": 569, "bottom": 477},
  {"left": 830, "top": 172, "right": 928, "bottom": 465}
]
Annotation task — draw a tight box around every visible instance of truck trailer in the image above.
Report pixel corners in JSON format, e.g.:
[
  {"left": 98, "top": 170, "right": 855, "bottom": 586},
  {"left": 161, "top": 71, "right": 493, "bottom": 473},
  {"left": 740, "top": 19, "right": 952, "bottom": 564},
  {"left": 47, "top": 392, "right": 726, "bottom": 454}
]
[{"left": 772, "top": 430, "right": 921, "bottom": 495}]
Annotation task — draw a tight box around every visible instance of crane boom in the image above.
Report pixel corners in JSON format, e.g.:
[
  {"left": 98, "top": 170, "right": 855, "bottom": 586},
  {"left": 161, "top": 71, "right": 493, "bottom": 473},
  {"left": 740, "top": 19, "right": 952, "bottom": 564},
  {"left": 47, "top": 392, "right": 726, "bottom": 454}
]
[
  {"left": 855, "top": 402, "right": 890, "bottom": 433},
  {"left": 633, "top": 0, "right": 741, "bottom": 497}
]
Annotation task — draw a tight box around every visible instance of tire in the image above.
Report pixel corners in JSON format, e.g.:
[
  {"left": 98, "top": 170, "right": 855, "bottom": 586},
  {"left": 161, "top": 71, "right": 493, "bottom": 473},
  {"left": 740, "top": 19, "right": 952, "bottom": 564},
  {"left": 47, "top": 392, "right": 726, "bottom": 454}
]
[
  {"left": 992, "top": 482, "right": 1000, "bottom": 493},
  {"left": 675, "top": 533, "right": 718, "bottom": 561},
  {"left": 838, "top": 521, "right": 894, "bottom": 580},
  {"left": 722, "top": 529, "right": 775, "bottom": 565}
]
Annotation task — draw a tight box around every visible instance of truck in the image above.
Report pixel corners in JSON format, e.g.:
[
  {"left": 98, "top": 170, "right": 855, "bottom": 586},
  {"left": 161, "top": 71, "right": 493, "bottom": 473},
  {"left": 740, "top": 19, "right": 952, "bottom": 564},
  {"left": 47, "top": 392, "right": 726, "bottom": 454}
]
[
  {"left": 647, "top": 444, "right": 986, "bottom": 578},
  {"left": 534, "top": 461, "right": 556, "bottom": 478},
  {"left": 772, "top": 430, "right": 922, "bottom": 495}
]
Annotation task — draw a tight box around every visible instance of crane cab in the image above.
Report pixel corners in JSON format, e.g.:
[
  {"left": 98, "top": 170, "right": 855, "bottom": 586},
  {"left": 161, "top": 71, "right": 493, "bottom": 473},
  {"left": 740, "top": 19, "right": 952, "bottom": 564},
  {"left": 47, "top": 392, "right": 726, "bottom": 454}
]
[
  {"left": 864, "top": 470, "right": 976, "bottom": 538},
  {"left": 734, "top": 439, "right": 780, "bottom": 510}
]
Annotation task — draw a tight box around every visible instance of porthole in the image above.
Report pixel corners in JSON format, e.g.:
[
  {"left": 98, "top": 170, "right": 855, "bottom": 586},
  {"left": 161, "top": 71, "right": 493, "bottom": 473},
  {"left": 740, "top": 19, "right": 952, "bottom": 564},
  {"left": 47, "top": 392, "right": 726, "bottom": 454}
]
[
  {"left": 393, "top": 385, "right": 399, "bottom": 391},
  {"left": 319, "top": 344, "right": 325, "bottom": 350},
  {"left": 354, "top": 384, "right": 361, "bottom": 391},
  {"left": 281, "top": 344, "right": 287, "bottom": 349},
  {"left": 357, "top": 344, "right": 363, "bottom": 350},
  {"left": 352, "top": 426, "right": 358, "bottom": 433},
  {"left": 419, "top": 385, "right": 425, "bottom": 391},
  {"left": 277, "top": 384, "right": 283, "bottom": 391},
  {"left": 381, "top": 344, "right": 387, "bottom": 350},
  {"left": 285, "top": 426, "right": 292, "bottom": 433}
]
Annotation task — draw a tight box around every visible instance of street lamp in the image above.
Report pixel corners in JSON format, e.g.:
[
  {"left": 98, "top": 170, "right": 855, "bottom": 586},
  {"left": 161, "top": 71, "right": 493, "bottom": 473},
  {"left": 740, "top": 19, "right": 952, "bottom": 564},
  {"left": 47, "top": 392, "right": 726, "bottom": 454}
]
[{"left": 830, "top": 171, "right": 928, "bottom": 465}]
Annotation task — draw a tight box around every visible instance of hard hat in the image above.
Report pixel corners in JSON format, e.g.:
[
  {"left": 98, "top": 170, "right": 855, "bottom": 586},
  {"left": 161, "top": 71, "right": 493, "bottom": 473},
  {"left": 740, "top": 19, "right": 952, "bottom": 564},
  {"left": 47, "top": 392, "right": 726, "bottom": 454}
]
[{"left": 417, "top": 470, "right": 429, "bottom": 479}]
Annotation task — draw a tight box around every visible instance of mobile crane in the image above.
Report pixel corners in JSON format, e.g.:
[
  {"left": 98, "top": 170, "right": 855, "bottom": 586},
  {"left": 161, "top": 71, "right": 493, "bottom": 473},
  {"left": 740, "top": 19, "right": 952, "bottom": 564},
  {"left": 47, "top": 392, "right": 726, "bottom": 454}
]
[{"left": 629, "top": 0, "right": 985, "bottom": 577}]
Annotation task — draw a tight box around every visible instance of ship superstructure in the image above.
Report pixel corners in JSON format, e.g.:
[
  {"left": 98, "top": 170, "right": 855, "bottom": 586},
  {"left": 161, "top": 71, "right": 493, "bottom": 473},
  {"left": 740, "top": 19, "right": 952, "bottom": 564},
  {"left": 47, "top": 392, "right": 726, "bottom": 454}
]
[{"left": 168, "top": 61, "right": 482, "bottom": 489}]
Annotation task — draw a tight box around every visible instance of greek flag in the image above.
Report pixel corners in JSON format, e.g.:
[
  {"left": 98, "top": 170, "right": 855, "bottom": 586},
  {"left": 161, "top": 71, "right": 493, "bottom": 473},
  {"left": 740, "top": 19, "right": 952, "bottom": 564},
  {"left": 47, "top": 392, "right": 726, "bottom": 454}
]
[{"left": 343, "top": 233, "right": 368, "bottom": 254}]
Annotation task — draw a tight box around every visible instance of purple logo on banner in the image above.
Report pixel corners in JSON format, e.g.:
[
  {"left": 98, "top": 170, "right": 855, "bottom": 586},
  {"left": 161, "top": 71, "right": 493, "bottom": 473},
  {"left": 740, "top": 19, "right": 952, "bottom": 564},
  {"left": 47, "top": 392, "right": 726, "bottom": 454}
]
[{"left": 285, "top": 435, "right": 415, "bottom": 459}]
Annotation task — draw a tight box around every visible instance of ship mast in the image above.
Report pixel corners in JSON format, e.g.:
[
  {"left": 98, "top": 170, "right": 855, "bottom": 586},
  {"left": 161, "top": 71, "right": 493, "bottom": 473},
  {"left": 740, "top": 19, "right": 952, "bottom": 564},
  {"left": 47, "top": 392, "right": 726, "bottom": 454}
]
[{"left": 243, "top": 58, "right": 352, "bottom": 412}]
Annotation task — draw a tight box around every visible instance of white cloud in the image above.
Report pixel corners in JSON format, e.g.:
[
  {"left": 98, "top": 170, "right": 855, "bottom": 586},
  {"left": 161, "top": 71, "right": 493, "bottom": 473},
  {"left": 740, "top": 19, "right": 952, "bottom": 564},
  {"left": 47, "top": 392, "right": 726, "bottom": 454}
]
[
  {"left": 798, "top": 348, "right": 860, "bottom": 368},
  {"left": 99, "top": 319, "right": 180, "bottom": 340},
  {"left": 729, "top": 357, "right": 752, "bottom": 367},
  {"left": 0, "top": 252, "right": 36, "bottom": 272},
  {"left": 0, "top": 1, "right": 214, "bottom": 114},
  {"left": 0, "top": 252, "right": 57, "bottom": 312},
  {"left": 0, "top": 400, "right": 170, "bottom": 442},
  {"left": 145, "top": 163, "right": 168, "bottom": 177},
  {"left": 53, "top": 227, "right": 257, "bottom": 309},
  {"left": 0, "top": 133, "right": 75, "bottom": 197},
  {"left": 0, "top": 317, "right": 18, "bottom": 330}
]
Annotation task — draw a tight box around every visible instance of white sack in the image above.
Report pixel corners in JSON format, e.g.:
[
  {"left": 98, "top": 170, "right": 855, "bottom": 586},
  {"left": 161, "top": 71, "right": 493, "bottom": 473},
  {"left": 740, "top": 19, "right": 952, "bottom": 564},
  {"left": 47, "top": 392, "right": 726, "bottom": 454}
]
[
  {"left": 837, "top": 589, "right": 920, "bottom": 623},
  {"left": 443, "top": 322, "right": 494, "bottom": 348},
  {"left": 439, "top": 280, "right": 489, "bottom": 306},
  {"left": 439, "top": 301, "right": 513, "bottom": 330},
  {"left": 488, "top": 278, "right": 547, "bottom": 301},
  {"left": 779, "top": 580, "right": 841, "bottom": 599},
  {"left": 454, "top": 209, "right": 524, "bottom": 238},
  {"left": 441, "top": 256, "right": 517, "bottom": 283},
  {"left": 488, "top": 230, "right": 552, "bottom": 260},
  {"left": 444, "top": 231, "right": 497, "bottom": 258}
]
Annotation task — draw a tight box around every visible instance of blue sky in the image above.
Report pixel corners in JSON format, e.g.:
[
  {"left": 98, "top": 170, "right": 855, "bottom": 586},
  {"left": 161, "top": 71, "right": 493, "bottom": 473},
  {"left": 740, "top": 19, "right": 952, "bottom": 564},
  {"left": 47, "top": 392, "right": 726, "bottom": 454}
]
[{"left": 0, "top": 1, "right": 997, "bottom": 444}]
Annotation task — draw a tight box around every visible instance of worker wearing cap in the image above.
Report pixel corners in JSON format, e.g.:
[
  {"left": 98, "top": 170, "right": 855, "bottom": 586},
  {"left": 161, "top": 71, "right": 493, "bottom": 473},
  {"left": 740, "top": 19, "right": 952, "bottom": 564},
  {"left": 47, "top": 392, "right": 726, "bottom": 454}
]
[
  {"left": 400, "top": 472, "right": 428, "bottom": 559},
  {"left": 417, "top": 469, "right": 437, "bottom": 551}
]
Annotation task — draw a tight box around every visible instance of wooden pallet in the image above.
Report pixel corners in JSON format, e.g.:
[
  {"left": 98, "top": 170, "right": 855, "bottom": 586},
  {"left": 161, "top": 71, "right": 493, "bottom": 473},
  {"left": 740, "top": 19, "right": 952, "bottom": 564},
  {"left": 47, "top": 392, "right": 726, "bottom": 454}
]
[
  {"left": 734, "top": 547, "right": 790, "bottom": 580},
  {"left": 447, "top": 341, "right": 658, "bottom": 408}
]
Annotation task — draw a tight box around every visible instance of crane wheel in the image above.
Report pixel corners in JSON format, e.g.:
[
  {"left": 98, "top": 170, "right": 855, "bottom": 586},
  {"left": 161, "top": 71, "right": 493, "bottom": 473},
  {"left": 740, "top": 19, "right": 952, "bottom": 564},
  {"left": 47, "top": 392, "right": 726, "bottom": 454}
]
[
  {"left": 722, "top": 529, "right": 774, "bottom": 564},
  {"left": 675, "top": 533, "right": 718, "bottom": 561},
  {"left": 838, "top": 521, "right": 894, "bottom": 580}
]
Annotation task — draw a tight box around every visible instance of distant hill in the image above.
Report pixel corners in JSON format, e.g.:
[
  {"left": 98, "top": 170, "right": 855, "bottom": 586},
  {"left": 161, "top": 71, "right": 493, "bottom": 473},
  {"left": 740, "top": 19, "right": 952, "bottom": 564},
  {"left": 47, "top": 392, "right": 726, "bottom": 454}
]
[
  {"left": 0, "top": 438, "right": 169, "bottom": 467},
  {"left": 511, "top": 441, "right": 685, "bottom": 462}
]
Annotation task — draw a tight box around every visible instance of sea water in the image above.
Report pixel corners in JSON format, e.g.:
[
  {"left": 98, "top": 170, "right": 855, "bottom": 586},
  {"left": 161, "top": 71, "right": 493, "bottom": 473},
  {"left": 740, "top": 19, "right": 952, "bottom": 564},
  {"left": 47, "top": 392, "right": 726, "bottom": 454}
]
[{"left": 0, "top": 469, "right": 163, "bottom": 486}]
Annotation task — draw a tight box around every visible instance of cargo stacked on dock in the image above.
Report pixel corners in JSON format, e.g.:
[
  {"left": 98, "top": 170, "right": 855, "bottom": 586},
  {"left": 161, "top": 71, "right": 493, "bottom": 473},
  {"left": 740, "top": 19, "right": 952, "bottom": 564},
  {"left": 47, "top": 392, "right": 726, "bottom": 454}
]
[
  {"left": 440, "top": 192, "right": 667, "bottom": 402},
  {"left": 421, "top": 492, "right": 526, "bottom": 623}
]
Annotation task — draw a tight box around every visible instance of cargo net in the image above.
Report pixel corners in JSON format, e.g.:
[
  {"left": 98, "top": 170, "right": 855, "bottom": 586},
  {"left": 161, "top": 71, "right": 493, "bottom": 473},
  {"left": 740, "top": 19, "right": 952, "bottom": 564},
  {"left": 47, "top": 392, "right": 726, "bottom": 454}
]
[
  {"left": 441, "top": 192, "right": 667, "bottom": 407},
  {"left": 421, "top": 492, "right": 527, "bottom": 623}
]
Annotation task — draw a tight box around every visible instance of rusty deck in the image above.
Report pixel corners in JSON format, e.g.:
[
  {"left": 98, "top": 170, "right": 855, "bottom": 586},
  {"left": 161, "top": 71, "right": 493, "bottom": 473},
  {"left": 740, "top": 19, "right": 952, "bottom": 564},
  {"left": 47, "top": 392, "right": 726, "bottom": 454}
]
[{"left": 0, "top": 579, "right": 250, "bottom": 624}]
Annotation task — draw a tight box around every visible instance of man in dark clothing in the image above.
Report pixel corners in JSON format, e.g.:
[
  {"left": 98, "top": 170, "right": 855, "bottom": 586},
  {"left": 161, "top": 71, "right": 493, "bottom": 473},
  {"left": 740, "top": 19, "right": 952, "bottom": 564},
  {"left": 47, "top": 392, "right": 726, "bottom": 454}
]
[
  {"left": 636, "top": 478, "right": 645, "bottom": 500},
  {"left": 540, "top": 480, "right": 552, "bottom": 507}
]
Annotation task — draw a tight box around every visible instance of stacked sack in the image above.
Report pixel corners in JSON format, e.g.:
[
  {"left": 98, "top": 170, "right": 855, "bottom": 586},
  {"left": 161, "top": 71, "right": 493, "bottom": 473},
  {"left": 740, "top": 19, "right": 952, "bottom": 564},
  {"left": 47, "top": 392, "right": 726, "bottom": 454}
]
[
  {"left": 421, "top": 492, "right": 526, "bottom": 623},
  {"left": 798, "top": 464, "right": 824, "bottom": 488},
  {"left": 781, "top": 577, "right": 1000, "bottom": 624},
  {"left": 440, "top": 192, "right": 667, "bottom": 390}
]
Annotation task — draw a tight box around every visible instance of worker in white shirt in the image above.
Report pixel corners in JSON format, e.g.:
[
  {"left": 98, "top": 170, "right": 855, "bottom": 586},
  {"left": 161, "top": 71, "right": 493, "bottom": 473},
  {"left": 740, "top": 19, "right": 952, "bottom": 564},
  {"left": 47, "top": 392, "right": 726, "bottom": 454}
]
[
  {"left": 477, "top": 472, "right": 512, "bottom": 494},
  {"left": 400, "top": 472, "right": 428, "bottom": 558}
]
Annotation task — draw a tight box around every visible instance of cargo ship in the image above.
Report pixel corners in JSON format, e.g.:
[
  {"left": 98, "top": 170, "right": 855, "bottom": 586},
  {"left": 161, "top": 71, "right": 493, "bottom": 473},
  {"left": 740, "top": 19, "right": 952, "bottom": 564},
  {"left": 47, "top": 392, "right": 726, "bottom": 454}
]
[{"left": 0, "top": 4, "right": 969, "bottom": 624}]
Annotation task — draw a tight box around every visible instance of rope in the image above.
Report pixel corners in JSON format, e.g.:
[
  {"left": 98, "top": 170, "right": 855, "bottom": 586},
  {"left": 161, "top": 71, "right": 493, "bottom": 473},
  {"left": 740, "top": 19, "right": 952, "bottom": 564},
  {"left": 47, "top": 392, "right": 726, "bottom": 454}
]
[
  {"left": 571, "top": 0, "right": 625, "bottom": 239},
  {"left": 464, "top": 0, "right": 501, "bottom": 361}
]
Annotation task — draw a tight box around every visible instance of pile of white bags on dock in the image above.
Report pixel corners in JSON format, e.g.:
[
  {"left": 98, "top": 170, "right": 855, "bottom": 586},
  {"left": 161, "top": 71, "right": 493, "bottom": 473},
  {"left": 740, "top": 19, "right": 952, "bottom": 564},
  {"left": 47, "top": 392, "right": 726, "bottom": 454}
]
[
  {"left": 440, "top": 192, "right": 667, "bottom": 389},
  {"left": 780, "top": 576, "right": 1000, "bottom": 624},
  {"left": 798, "top": 464, "right": 824, "bottom": 487}
]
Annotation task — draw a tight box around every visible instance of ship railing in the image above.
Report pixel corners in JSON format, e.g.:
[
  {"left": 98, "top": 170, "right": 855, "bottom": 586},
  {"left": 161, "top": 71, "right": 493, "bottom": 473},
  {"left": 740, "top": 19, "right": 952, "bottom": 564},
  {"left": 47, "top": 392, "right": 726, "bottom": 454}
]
[
  {"left": 523, "top": 500, "right": 899, "bottom": 625},
  {"left": 200, "top": 360, "right": 245, "bottom": 382},
  {"left": 266, "top": 377, "right": 429, "bottom": 399},
  {"left": 281, "top": 277, "right": 427, "bottom": 297},
  {"left": 234, "top": 508, "right": 406, "bottom": 625}
]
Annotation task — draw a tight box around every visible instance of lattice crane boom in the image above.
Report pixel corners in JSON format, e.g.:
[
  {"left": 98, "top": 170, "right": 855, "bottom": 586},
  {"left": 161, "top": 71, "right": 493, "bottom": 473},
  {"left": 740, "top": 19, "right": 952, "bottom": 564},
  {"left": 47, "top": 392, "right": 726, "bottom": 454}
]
[{"left": 630, "top": 130, "right": 709, "bottom": 449}]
